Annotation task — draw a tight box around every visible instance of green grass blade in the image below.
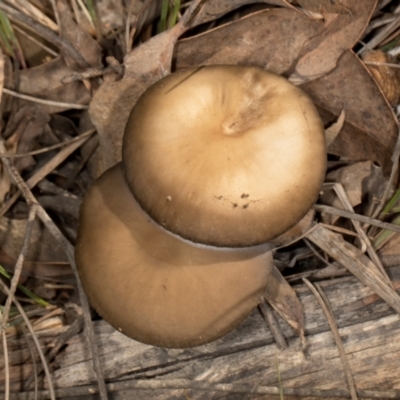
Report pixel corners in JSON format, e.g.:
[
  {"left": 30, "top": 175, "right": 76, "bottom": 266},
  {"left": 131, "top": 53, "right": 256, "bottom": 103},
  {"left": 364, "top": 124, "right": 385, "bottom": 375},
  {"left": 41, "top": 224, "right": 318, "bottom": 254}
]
[
  {"left": 0, "top": 264, "right": 49, "bottom": 307},
  {"left": 168, "top": 0, "right": 181, "bottom": 29},
  {"left": 159, "top": 0, "right": 169, "bottom": 33}
]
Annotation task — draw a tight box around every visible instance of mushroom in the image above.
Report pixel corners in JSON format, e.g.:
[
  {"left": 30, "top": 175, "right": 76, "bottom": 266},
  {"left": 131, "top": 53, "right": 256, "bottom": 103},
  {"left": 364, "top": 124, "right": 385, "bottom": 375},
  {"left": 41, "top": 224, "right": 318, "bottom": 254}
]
[
  {"left": 122, "top": 65, "right": 326, "bottom": 247},
  {"left": 76, "top": 163, "right": 273, "bottom": 348}
]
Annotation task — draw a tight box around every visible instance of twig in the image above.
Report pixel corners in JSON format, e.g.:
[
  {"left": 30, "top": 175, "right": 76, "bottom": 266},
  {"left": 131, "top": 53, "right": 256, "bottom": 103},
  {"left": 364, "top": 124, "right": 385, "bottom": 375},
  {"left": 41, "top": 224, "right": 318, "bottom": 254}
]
[
  {"left": 303, "top": 278, "right": 358, "bottom": 400},
  {"left": 21, "top": 326, "right": 38, "bottom": 398},
  {"left": 0, "top": 128, "right": 95, "bottom": 158},
  {"left": 61, "top": 66, "right": 117, "bottom": 84},
  {"left": 364, "top": 61, "right": 400, "bottom": 69},
  {"left": 0, "top": 206, "right": 36, "bottom": 336},
  {"left": 48, "top": 0, "right": 60, "bottom": 29},
  {"left": 0, "top": 2, "right": 89, "bottom": 68},
  {"left": 1, "top": 308, "right": 10, "bottom": 400},
  {"left": 258, "top": 297, "right": 287, "bottom": 350},
  {"left": 304, "top": 238, "right": 337, "bottom": 269},
  {"left": 12, "top": 25, "right": 58, "bottom": 57},
  {"left": 0, "top": 280, "right": 55, "bottom": 400},
  {"left": 313, "top": 204, "right": 400, "bottom": 233},
  {"left": 2, "top": 88, "right": 89, "bottom": 109}
]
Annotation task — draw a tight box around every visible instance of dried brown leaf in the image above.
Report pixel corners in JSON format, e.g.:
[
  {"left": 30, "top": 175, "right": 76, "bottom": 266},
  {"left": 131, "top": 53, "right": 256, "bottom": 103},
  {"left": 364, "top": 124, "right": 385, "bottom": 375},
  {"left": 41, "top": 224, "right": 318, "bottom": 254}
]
[
  {"left": 296, "top": 0, "right": 350, "bottom": 14},
  {"left": 0, "top": 248, "right": 72, "bottom": 282},
  {"left": 89, "top": 0, "right": 203, "bottom": 174},
  {"left": 271, "top": 210, "right": 314, "bottom": 247},
  {"left": 190, "top": 0, "right": 296, "bottom": 27},
  {"left": 321, "top": 161, "right": 373, "bottom": 225},
  {"left": 57, "top": 0, "right": 102, "bottom": 70},
  {"left": 6, "top": 57, "right": 91, "bottom": 114},
  {"left": 301, "top": 50, "right": 398, "bottom": 176},
  {"left": 0, "top": 217, "right": 67, "bottom": 263},
  {"left": 90, "top": 6, "right": 396, "bottom": 178},
  {"left": 362, "top": 50, "right": 400, "bottom": 106},
  {"left": 176, "top": 9, "right": 321, "bottom": 74},
  {"left": 325, "top": 107, "right": 345, "bottom": 147},
  {"left": 290, "top": 0, "right": 377, "bottom": 83}
]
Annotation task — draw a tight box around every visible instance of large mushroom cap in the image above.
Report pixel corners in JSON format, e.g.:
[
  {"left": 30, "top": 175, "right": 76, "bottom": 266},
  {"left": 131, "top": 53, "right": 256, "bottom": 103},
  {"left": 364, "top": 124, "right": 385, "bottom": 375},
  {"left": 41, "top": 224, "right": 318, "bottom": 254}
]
[
  {"left": 75, "top": 164, "right": 272, "bottom": 348},
  {"left": 122, "top": 65, "right": 326, "bottom": 247}
]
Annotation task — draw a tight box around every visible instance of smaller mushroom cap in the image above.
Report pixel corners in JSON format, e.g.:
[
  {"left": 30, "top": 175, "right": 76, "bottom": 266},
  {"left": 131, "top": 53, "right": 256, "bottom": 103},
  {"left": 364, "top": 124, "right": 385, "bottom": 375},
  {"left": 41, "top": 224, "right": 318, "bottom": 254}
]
[
  {"left": 123, "top": 65, "right": 326, "bottom": 247},
  {"left": 75, "top": 164, "right": 272, "bottom": 348}
]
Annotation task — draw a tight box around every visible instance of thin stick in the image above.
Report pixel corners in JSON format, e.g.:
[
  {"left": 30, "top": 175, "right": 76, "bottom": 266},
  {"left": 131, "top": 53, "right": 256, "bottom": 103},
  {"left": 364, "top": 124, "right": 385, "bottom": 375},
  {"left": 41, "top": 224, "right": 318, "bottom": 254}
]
[
  {"left": 303, "top": 278, "right": 358, "bottom": 400},
  {"left": 0, "top": 206, "right": 36, "bottom": 336},
  {"left": 1, "top": 308, "right": 9, "bottom": 400},
  {"left": 364, "top": 61, "right": 400, "bottom": 69},
  {"left": 258, "top": 297, "right": 287, "bottom": 350},
  {"left": 12, "top": 24, "right": 58, "bottom": 57},
  {"left": 49, "top": 0, "right": 60, "bottom": 29},
  {"left": 313, "top": 204, "right": 400, "bottom": 233},
  {"left": 2, "top": 88, "right": 89, "bottom": 109},
  {"left": 0, "top": 280, "right": 55, "bottom": 400},
  {"left": 0, "top": 128, "right": 95, "bottom": 158},
  {"left": 21, "top": 326, "right": 38, "bottom": 398}
]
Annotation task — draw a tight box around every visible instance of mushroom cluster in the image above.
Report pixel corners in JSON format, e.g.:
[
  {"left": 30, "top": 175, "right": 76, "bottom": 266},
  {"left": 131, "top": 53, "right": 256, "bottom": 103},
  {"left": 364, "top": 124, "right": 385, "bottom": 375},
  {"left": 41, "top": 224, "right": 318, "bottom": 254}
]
[{"left": 76, "top": 65, "right": 326, "bottom": 348}]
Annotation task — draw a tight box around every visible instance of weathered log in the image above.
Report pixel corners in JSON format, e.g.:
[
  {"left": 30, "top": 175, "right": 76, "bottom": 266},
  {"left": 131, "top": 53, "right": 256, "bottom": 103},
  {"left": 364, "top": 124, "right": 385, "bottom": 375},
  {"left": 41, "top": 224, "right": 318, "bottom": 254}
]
[{"left": 1, "top": 265, "right": 400, "bottom": 400}]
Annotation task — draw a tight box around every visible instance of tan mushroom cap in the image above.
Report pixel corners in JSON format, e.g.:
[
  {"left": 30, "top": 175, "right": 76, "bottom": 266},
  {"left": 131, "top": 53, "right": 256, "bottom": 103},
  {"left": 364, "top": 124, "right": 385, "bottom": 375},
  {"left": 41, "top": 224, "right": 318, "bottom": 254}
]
[
  {"left": 75, "top": 164, "right": 272, "bottom": 348},
  {"left": 123, "top": 65, "right": 326, "bottom": 247}
]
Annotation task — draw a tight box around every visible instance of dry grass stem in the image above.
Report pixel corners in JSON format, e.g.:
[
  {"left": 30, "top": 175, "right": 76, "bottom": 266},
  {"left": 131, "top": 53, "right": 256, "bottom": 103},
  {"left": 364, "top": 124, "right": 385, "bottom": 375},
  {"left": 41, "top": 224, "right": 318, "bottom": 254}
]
[
  {"left": 364, "top": 61, "right": 400, "bottom": 68},
  {"left": 1, "top": 309, "right": 10, "bottom": 400},
  {"left": 0, "top": 280, "right": 55, "bottom": 400},
  {"left": 24, "top": 316, "right": 84, "bottom": 390},
  {"left": 359, "top": 14, "right": 400, "bottom": 53},
  {"left": 20, "top": 325, "right": 39, "bottom": 399},
  {"left": 2, "top": 88, "right": 89, "bottom": 109},
  {"left": 314, "top": 204, "right": 400, "bottom": 233},
  {"left": 0, "top": 206, "right": 36, "bottom": 336},
  {"left": 11, "top": 25, "right": 58, "bottom": 57},
  {"left": 371, "top": 127, "right": 400, "bottom": 219},
  {"left": 5, "top": 0, "right": 58, "bottom": 31},
  {"left": 0, "top": 128, "right": 95, "bottom": 158},
  {"left": 322, "top": 183, "right": 391, "bottom": 286},
  {"left": 258, "top": 297, "right": 287, "bottom": 350},
  {"left": 303, "top": 278, "right": 358, "bottom": 400},
  {"left": 49, "top": 0, "right": 60, "bottom": 30},
  {"left": 32, "top": 308, "right": 63, "bottom": 327},
  {"left": 306, "top": 224, "right": 400, "bottom": 315}
]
